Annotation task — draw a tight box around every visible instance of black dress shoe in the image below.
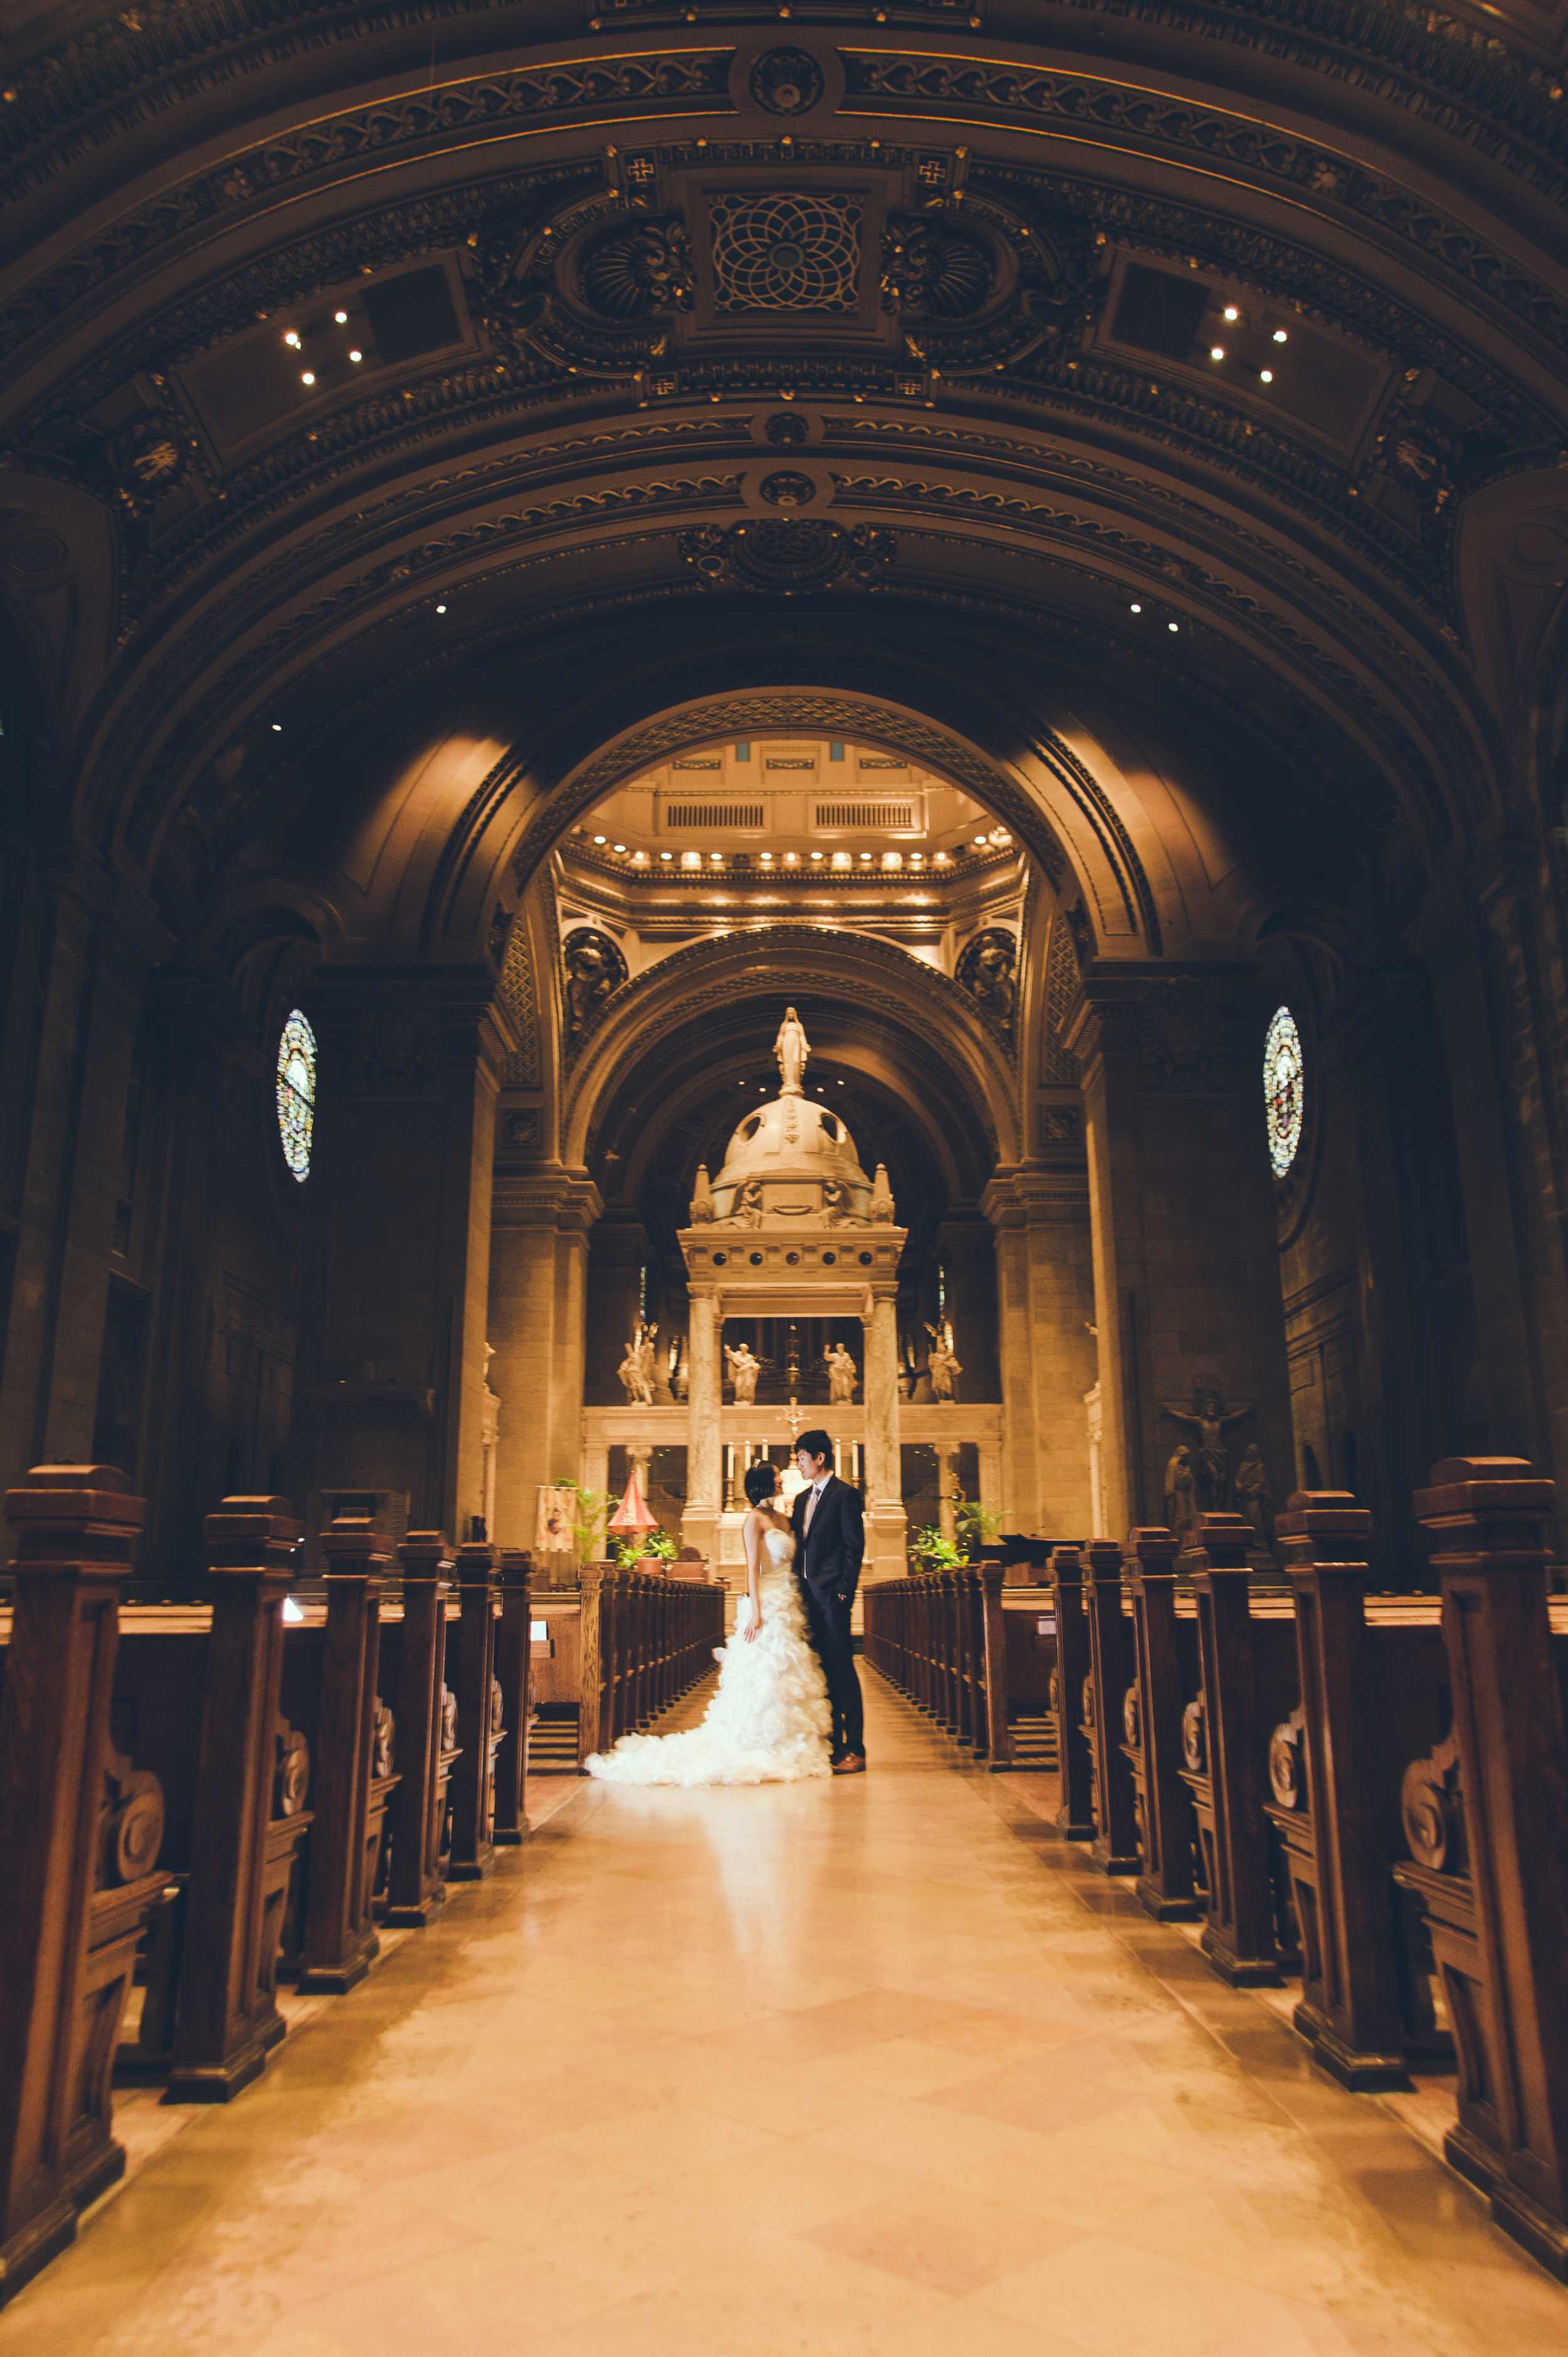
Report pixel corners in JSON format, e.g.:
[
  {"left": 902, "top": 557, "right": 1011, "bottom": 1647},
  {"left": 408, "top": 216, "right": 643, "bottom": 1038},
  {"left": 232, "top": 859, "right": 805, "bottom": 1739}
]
[{"left": 832, "top": 1753, "right": 866, "bottom": 1775}]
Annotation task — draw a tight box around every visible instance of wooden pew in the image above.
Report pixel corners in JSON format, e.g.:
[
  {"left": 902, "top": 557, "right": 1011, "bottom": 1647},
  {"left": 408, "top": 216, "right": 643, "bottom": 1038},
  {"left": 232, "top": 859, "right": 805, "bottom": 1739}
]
[
  {"left": 1264, "top": 1491, "right": 1431, "bottom": 2090},
  {"left": 1049, "top": 1547, "right": 1094, "bottom": 1839},
  {"left": 1081, "top": 1540, "right": 1140, "bottom": 1875},
  {"left": 861, "top": 1567, "right": 1012, "bottom": 1765},
  {"left": 381, "top": 1531, "right": 456, "bottom": 1926},
  {"left": 1177, "top": 1513, "right": 1300, "bottom": 1987},
  {"left": 295, "top": 1513, "right": 398, "bottom": 1993},
  {"left": 573, "top": 1564, "right": 737, "bottom": 1771},
  {"left": 491, "top": 1550, "right": 533, "bottom": 1844},
  {"left": 163, "top": 1497, "right": 310, "bottom": 2102},
  {"left": 1121, "top": 1526, "right": 1201, "bottom": 1922},
  {"left": 447, "top": 1539, "right": 501, "bottom": 1882},
  {"left": 1393, "top": 1457, "right": 1568, "bottom": 2280},
  {"left": 0, "top": 1467, "right": 165, "bottom": 2309}
]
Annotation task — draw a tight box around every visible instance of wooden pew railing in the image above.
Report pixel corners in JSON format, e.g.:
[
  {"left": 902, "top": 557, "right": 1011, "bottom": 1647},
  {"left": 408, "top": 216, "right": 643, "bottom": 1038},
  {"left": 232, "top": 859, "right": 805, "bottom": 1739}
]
[
  {"left": 861, "top": 1567, "right": 1012, "bottom": 1768},
  {"left": 576, "top": 1566, "right": 726, "bottom": 1769}
]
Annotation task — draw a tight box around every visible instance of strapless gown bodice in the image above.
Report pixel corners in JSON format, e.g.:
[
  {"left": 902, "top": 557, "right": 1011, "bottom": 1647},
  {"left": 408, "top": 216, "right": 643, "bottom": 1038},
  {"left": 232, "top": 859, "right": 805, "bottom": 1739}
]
[{"left": 585, "top": 1521, "right": 830, "bottom": 1786}]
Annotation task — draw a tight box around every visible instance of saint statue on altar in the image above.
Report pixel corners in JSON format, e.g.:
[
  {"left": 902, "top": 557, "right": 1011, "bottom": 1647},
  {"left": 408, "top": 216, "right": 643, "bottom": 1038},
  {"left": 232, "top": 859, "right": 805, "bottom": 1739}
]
[{"left": 774, "top": 1006, "right": 810, "bottom": 1096}]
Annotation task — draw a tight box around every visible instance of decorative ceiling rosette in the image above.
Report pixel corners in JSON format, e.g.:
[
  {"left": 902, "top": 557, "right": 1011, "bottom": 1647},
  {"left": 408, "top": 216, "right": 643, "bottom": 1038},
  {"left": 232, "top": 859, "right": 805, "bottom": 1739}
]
[
  {"left": 881, "top": 192, "right": 1106, "bottom": 375},
  {"left": 579, "top": 218, "right": 696, "bottom": 320}
]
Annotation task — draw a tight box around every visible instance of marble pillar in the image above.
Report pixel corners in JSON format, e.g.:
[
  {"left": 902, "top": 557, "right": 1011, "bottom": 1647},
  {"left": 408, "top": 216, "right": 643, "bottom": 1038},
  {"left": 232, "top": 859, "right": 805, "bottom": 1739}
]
[
  {"left": 862, "top": 1289, "right": 906, "bottom": 1579},
  {"left": 487, "top": 1168, "right": 600, "bottom": 1559},
  {"left": 982, "top": 1165, "right": 1096, "bottom": 1540},
  {"left": 682, "top": 1290, "right": 721, "bottom": 1561}
]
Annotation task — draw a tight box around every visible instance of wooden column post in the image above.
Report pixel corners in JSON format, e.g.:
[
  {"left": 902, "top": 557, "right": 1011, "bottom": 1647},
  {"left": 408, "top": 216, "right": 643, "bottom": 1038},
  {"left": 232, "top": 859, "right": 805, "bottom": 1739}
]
[
  {"left": 492, "top": 1549, "right": 532, "bottom": 1845},
  {"left": 0, "top": 1467, "right": 156, "bottom": 2308},
  {"left": 447, "top": 1538, "right": 499, "bottom": 1881},
  {"left": 1084, "top": 1540, "right": 1140, "bottom": 1874},
  {"left": 1185, "top": 1511, "right": 1281, "bottom": 1987},
  {"left": 297, "top": 1514, "right": 393, "bottom": 1993},
  {"left": 1125, "top": 1528, "right": 1199, "bottom": 1922},
  {"left": 1416, "top": 1457, "right": 1568, "bottom": 2277},
  {"left": 1276, "top": 1491, "right": 1409, "bottom": 2090},
  {"left": 384, "top": 1531, "right": 452, "bottom": 1928},
  {"left": 1051, "top": 1546, "right": 1095, "bottom": 1840},
  {"left": 166, "top": 1496, "right": 305, "bottom": 2101},
  {"left": 977, "top": 1563, "right": 1013, "bottom": 1769}
]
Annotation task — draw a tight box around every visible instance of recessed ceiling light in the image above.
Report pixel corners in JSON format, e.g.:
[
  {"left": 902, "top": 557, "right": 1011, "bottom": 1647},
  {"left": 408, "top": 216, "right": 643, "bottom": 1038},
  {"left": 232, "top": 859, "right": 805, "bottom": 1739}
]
[
  {"left": 1130, "top": 602, "right": 1142, "bottom": 613},
  {"left": 593, "top": 834, "right": 606, "bottom": 844},
  {"left": 810, "top": 852, "right": 824, "bottom": 861},
  {"left": 435, "top": 603, "right": 446, "bottom": 613},
  {"left": 1273, "top": 329, "right": 1288, "bottom": 343},
  {"left": 335, "top": 310, "right": 348, "bottom": 324},
  {"left": 613, "top": 843, "right": 626, "bottom": 853},
  {"left": 760, "top": 851, "right": 774, "bottom": 862},
  {"left": 973, "top": 836, "right": 987, "bottom": 846},
  {"left": 1222, "top": 306, "right": 1239, "bottom": 322},
  {"left": 1260, "top": 370, "right": 1273, "bottom": 384},
  {"left": 710, "top": 852, "right": 723, "bottom": 863},
  {"left": 271, "top": 722, "right": 282, "bottom": 732},
  {"left": 660, "top": 851, "right": 673, "bottom": 861},
  {"left": 1168, "top": 622, "right": 1179, "bottom": 632},
  {"left": 300, "top": 371, "right": 315, "bottom": 385},
  {"left": 1209, "top": 346, "right": 1224, "bottom": 361},
  {"left": 349, "top": 349, "right": 363, "bottom": 363},
  {"left": 285, "top": 331, "right": 300, "bottom": 348},
  {"left": 859, "top": 852, "right": 873, "bottom": 863}
]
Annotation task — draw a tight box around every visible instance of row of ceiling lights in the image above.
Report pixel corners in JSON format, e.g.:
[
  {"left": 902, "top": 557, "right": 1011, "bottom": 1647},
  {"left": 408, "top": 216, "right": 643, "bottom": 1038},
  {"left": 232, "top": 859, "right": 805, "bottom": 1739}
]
[
  {"left": 283, "top": 313, "right": 364, "bottom": 384},
  {"left": 1206, "top": 309, "right": 1289, "bottom": 385},
  {"left": 586, "top": 838, "right": 1009, "bottom": 868}
]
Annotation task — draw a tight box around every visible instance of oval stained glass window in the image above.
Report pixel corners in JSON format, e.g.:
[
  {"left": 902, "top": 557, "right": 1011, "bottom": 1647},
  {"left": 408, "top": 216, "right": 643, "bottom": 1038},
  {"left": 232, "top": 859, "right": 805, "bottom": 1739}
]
[
  {"left": 276, "top": 1009, "right": 317, "bottom": 1183},
  {"left": 1263, "top": 1006, "right": 1304, "bottom": 1177}
]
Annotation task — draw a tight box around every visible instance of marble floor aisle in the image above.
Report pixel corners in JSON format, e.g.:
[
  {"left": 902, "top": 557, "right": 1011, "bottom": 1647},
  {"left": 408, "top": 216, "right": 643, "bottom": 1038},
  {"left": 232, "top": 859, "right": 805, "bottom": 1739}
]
[{"left": 5, "top": 1669, "right": 1566, "bottom": 2357}]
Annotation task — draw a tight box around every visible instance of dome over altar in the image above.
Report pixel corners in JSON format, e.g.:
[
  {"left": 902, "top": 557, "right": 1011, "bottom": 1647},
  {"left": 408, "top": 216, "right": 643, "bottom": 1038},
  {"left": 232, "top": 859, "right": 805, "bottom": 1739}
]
[{"left": 712, "top": 1092, "right": 871, "bottom": 1213}]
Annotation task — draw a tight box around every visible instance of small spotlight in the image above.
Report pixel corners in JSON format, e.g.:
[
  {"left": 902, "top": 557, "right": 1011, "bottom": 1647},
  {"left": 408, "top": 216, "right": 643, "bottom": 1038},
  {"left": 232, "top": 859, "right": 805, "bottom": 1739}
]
[
  {"left": 435, "top": 603, "right": 446, "bottom": 614},
  {"left": 300, "top": 371, "right": 315, "bottom": 385},
  {"left": 272, "top": 722, "right": 283, "bottom": 732},
  {"left": 285, "top": 331, "right": 300, "bottom": 348},
  {"left": 1209, "top": 346, "right": 1225, "bottom": 361},
  {"left": 1168, "top": 622, "right": 1179, "bottom": 632},
  {"left": 859, "top": 852, "right": 873, "bottom": 863},
  {"left": 1223, "top": 306, "right": 1239, "bottom": 322},
  {"left": 335, "top": 310, "right": 348, "bottom": 324},
  {"left": 760, "top": 851, "right": 774, "bottom": 862},
  {"left": 810, "top": 851, "right": 824, "bottom": 862},
  {"left": 1260, "top": 370, "right": 1273, "bottom": 384},
  {"left": 613, "top": 843, "right": 626, "bottom": 853},
  {"left": 783, "top": 853, "right": 799, "bottom": 866},
  {"left": 349, "top": 349, "right": 363, "bottom": 363},
  {"left": 660, "top": 851, "right": 673, "bottom": 861},
  {"left": 593, "top": 834, "right": 606, "bottom": 844},
  {"left": 1274, "top": 329, "right": 1288, "bottom": 343},
  {"left": 910, "top": 853, "right": 924, "bottom": 865},
  {"left": 1130, "top": 602, "right": 1142, "bottom": 614},
  {"left": 973, "top": 836, "right": 987, "bottom": 846},
  {"left": 710, "top": 852, "right": 723, "bottom": 863}
]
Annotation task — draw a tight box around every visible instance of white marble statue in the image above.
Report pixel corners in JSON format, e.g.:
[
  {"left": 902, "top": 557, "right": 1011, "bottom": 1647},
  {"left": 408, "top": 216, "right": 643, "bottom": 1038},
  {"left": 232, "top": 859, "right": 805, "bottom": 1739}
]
[
  {"left": 618, "top": 1321, "right": 658, "bottom": 1407},
  {"left": 774, "top": 1005, "right": 810, "bottom": 1095},
  {"left": 824, "top": 1341, "right": 858, "bottom": 1404},
  {"left": 926, "top": 1319, "right": 961, "bottom": 1403},
  {"left": 725, "top": 1342, "right": 761, "bottom": 1404}
]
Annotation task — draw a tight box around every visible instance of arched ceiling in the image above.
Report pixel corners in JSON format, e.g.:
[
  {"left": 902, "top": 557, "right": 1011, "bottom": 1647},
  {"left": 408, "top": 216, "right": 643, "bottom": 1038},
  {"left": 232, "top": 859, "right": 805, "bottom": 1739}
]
[{"left": 2, "top": 0, "right": 1565, "bottom": 972}]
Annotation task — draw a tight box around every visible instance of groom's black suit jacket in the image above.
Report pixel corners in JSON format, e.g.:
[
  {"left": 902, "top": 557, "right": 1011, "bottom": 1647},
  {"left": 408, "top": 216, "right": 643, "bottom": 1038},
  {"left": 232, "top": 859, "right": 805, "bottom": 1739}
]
[{"left": 792, "top": 1474, "right": 866, "bottom": 1604}]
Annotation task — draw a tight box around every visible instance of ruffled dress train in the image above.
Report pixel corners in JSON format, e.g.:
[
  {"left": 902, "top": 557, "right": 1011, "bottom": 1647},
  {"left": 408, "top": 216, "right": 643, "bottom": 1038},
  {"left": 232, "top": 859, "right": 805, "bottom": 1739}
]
[{"left": 585, "top": 1529, "right": 831, "bottom": 1785}]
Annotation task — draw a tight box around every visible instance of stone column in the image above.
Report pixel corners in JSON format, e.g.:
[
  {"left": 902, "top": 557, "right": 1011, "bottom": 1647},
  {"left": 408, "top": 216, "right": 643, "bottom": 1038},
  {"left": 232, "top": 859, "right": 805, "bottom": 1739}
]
[
  {"left": 933, "top": 1211, "right": 1000, "bottom": 1402},
  {"left": 584, "top": 1219, "right": 653, "bottom": 1404},
  {"left": 982, "top": 1165, "right": 1096, "bottom": 1538},
  {"left": 862, "top": 1285, "right": 906, "bottom": 1579},
  {"left": 488, "top": 1168, "right": 601, "bottom": 1554},
  {"left": 682, "top": 1289, "right": 722, "bottom": 1561},
  {"left": 292, "top": 971, "right": 516, "bottom": 1557},
  {"left": 1066, "top": 972, "right": 1294, "bottom": 1548}
]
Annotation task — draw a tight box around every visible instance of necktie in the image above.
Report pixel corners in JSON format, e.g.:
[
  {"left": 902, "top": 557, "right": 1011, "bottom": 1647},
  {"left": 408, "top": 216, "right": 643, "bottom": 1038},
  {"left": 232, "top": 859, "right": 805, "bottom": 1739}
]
[{"left": 804, "top": 1482, "right": 822, "bottom": 1533}]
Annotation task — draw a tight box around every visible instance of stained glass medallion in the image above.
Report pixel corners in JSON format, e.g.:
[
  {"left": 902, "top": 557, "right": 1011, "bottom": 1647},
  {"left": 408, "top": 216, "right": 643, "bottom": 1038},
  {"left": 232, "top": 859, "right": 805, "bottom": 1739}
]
[
  {"left": 1263, "top": 1006, "right": 1304, "bottom": 1178},
  {"left": 276, "top": 1009, "right": 317, "bottom": 1183}
]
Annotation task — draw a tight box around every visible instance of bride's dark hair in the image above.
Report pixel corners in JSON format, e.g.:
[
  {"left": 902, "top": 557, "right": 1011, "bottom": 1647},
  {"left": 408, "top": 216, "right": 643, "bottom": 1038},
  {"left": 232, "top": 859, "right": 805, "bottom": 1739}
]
[{"left": 743, "top": 1460, "right": 780, "bottom": 1506}]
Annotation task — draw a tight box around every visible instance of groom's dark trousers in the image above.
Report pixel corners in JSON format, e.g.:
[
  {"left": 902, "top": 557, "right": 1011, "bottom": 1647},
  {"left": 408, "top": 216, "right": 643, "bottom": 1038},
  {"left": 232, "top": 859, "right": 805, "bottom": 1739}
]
[{"left": 792, "top": 1474, "right": 865, "bottom": 1761}]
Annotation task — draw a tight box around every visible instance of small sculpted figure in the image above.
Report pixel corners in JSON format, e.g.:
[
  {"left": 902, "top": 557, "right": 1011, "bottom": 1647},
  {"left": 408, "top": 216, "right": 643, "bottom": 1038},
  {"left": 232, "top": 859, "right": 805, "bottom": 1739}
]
[
  {"left": 925, "top": 1320, "right": 961, "bottom": 1403},
  {"left": 824, "top": 1341, "right": 858, "bottom": 1404},
  {"left": 774, "top": 1005, "right": 810, "bottom": 1094},
  {"left": 726, "top": 1342, "right": 761, "bottom": 1405},
  {"left": 1164, "top": 1442, "right": 1199, "bottom": 1534}
]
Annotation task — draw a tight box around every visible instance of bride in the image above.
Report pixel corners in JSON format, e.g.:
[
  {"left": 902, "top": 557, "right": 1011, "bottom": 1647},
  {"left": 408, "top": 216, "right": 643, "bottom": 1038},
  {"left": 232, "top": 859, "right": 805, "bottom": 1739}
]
[{"left": 585, "top": 1461, "right": 831, "bottom": 1784}]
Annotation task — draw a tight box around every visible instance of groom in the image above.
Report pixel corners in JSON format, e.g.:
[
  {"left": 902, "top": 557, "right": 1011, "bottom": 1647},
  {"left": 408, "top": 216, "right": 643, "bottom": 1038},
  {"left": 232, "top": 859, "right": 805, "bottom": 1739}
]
[{"left": 792, "top": 1431, "right": 866, "bottom": 1775}]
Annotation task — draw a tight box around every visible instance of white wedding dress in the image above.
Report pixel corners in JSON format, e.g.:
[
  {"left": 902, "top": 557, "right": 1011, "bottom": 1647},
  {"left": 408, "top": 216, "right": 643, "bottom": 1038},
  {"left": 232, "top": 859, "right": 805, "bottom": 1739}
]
[{"left": 585, "top": 1526, "right": 832, "bottom": 1785}]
